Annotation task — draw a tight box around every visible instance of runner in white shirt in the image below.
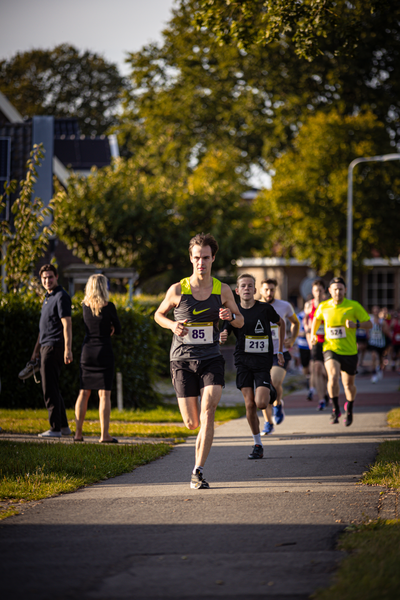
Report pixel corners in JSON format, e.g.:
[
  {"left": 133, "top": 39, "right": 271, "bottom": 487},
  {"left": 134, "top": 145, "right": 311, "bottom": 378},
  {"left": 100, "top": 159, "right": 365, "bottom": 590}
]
[{"left": 259, "top": 279, "right": 299, "bottom": 433}]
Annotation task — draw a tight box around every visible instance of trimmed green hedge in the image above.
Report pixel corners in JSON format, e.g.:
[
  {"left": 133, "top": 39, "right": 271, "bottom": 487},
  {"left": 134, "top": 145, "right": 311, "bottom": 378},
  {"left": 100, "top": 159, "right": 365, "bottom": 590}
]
[{"left": 0, "top": 293, "right": 171, "bottom": 409}]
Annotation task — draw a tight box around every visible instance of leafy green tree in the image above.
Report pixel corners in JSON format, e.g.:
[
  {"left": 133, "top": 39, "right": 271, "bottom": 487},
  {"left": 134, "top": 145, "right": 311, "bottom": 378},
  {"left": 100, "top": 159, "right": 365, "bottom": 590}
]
[
  {"left": 54, "top": 149, "right": 262, "bottom": 288},
  {"left": 193, "top": 0, "right": 393, "bottom": 60},
  {"left": 253, "top": 110, "right": 400, "bottom": 275},
  {"left": 119, "top": 0, "right": 400, "bottom": 175},
  {"left": 0, "top": 45, "right": 127, "bottom": 136},
  {"left": 0, "top": 145, "right": 58, "bottom": 293}
]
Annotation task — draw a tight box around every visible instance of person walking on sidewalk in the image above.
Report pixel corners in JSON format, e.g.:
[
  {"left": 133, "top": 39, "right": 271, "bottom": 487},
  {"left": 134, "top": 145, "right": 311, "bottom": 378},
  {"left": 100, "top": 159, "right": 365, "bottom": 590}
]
[
  {"left": 259, "top": 279, "right": 299, "bottom": 433},
  {"left": 31, "top": 264, "right": 73, "bottom": 438},
  {"left": 74, "top": 274, "right": 121, "bottom": 443},
  {"left": 311, "top": 277, "right": 372, "bottom": 427},
  {"left": 220, "top": 274, "right": 284, "bottom": 459},
  {"left": 155, "top": 233, "right": 243, "bottom": 489}
]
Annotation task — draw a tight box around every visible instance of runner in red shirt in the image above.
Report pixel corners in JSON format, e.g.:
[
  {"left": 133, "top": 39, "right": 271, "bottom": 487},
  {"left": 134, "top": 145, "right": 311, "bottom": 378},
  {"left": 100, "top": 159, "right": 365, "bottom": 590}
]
[{"left": 304, "top": 279, "right": 329, "bottom": 410}]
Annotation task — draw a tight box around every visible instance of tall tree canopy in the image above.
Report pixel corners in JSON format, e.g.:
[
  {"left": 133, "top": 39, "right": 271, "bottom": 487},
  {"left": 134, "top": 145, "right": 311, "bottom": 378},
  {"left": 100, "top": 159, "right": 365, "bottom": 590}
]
[
  {"left": 253, "top": 110, "right": 400, "bottom": 275},
  {"left": 119, "top": 0, "right": 400, "bottom": 176},
  {"left": 0, "top": 44, "right": 126, "bottom": 136},
  {"left": 54, "top": 148, "right": 262, "bottom": 289},
  {"left": 193, "top": 0, "right": 394, "bottom": 60}
]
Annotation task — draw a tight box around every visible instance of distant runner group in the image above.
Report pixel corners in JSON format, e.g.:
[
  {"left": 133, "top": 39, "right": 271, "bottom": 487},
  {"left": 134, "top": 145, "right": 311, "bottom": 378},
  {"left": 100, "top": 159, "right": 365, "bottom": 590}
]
[{"left": 155, "top": 233, "right": 374, "bottom": 490}]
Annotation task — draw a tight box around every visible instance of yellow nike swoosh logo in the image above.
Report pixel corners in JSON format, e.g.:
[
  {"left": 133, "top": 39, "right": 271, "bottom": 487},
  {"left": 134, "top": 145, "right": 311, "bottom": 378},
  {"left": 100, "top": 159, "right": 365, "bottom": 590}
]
[{"left": 193, "top": 308, "right": 209, "bottom": 315}]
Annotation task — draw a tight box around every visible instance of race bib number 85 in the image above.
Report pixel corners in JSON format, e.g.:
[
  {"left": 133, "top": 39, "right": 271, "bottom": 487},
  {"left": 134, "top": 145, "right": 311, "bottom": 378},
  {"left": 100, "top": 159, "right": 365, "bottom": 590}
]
[
  {"left": 326, "top": 326, "right": 346, "bottom": 340},
  {"left": 182, "top": 322, "right": 213, "bottom": 344}
]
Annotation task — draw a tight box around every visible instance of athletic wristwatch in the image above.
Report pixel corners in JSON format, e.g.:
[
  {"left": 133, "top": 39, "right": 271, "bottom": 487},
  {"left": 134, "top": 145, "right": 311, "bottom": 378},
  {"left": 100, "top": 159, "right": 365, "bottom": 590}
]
[{"left": 230, "top": 313, "right": 236, "bottom": 322}]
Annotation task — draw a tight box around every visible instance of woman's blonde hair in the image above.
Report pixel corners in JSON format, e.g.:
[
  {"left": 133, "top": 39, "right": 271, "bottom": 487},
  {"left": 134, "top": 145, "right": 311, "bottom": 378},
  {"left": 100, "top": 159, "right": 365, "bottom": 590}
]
[{"left": 83, "top": 274, "right": 109, "bottom": 317}]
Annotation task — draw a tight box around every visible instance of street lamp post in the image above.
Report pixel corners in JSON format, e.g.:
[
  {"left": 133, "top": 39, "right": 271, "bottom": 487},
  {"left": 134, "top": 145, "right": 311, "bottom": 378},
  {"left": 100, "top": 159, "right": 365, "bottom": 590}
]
[{"left": 347, "top": 153, "right": 400, "bottom": 299}]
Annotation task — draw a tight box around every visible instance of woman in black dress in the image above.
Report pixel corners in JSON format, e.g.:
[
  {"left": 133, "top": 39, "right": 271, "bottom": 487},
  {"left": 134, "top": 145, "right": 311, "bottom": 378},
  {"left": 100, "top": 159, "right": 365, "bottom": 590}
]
[{"left": 74, "top": 274, "right": 121, "bottom": 443}]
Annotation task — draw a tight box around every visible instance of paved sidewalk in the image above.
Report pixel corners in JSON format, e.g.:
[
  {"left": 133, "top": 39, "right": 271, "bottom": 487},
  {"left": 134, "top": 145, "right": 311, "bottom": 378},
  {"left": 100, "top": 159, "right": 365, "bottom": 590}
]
[{"left": 1, "top": 372, "right": 399, "bottom": 599}]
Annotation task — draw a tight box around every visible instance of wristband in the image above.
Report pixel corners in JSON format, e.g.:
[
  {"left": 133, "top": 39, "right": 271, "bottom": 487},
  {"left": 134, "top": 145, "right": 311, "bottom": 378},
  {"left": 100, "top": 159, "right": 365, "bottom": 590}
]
[
  {"left": 356, "top": 320, "right": 360, "bottom": 329},
  {"left": 277, "top": 351, "right": 283, "bottom": 355}
]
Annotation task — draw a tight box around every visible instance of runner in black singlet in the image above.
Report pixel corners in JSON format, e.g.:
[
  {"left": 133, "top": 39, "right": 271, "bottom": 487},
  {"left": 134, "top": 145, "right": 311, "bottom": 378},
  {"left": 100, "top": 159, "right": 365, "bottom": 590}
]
[
  {"left": 155, "top": 233, "right": 243, "bottom": 489},
  {"left": 221, "top": 274, "right": 284, "bottom": 459}
]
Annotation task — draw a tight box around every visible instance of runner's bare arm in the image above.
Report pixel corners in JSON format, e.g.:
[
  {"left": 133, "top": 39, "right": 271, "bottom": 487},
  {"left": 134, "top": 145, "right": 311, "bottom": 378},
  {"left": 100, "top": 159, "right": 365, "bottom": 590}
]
[
  {"left": 303, "top": 300, "right": 312, "bottom": 333},
  {"left": 219, "top": 329, "right": 229, "bottom": 344},
  {"left": 220, "top": 284, "right": 244, "bottom": 328},
  {"left": 277, "top": 317, "right": 285, "bottom": 354},
  {"left": 276, "top": 317, "right": 285, "bottom": 366},
  {"left": 285, "top": 312, "right": 300, "bottom": 348},
  {"left": 311, "top": 316, "right": 323, "bottom": 345},
  {"left": 154, "top": 283, "right": 189, "bottom": 337},
  {"left": 345, "top": 319, "right": 373, "bottom": 330}
]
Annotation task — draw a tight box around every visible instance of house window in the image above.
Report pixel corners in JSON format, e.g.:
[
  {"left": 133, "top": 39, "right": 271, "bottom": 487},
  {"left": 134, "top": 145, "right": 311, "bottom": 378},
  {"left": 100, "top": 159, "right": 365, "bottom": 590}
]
[{"left": 367, "top": 270, "right": 395, "bottom": 309}]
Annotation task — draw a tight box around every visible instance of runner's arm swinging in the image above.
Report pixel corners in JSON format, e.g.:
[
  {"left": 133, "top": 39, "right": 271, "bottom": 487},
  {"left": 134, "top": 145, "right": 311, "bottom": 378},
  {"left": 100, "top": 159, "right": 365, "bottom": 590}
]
[
  {"left": 311, "top": 317, "right": 323, "bottom": 345},
  {"left": 154, "top": 284, "right": 189, "bottom": 337},
  {"left": 345, "top": 319, "right": 372, "bottom": 330},
  {"left": 220, "top": 284, "right": 244, "bottom": 328},
  {"left": 285, "top": 313, "right": 300, "bottom": 348}
]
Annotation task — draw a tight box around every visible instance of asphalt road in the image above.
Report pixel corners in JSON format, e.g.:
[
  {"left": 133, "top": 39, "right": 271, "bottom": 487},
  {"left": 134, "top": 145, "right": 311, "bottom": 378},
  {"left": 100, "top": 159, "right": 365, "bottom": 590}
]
[{"left": 1, "top": 372, "right": 399, "bottom": 600}]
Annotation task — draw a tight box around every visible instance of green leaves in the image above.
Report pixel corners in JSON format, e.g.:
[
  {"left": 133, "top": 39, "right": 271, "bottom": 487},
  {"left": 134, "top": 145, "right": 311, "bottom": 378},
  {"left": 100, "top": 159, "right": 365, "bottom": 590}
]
[
  {"left": 193, "top": 0, "right": 392, "bottom": 61},
  {"left": 0, "top": 44, "right": 127, "bottom": 136},
  {"left": 253, "top": 110, "right": 399, "bottom": 275},
  {"left": 54, "top": 147, "right": 263, "bottom": 288},
  {"left": 0, "top": 144, "right": 58, "bottom": 294}
]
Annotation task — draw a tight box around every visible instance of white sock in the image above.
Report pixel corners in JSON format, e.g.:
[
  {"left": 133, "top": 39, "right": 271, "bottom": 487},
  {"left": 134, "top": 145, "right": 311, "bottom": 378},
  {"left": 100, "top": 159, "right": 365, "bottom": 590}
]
[
  {"left": 253, "top": 434, "right": 262, "bottom": 446},
  {"left": 193, "top": 465, "right": 203, "bottom": 475}
]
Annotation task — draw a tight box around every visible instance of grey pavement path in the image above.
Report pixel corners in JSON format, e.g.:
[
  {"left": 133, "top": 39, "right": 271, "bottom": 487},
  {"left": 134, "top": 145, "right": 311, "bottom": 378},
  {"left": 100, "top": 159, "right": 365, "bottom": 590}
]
[{"left": 1, "top": 373, "right": 400, "bottom": 600}]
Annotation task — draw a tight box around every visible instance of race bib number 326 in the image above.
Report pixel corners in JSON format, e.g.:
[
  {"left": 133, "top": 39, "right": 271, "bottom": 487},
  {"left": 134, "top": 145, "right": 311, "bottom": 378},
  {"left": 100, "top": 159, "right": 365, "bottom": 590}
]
[{"left": 182, "top": 322, "right": 213, "bottom": 344}]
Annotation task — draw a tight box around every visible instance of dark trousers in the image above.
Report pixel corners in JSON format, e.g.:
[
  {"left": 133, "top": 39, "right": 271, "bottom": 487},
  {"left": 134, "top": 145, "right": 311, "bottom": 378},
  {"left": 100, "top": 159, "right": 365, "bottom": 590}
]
[{"left": 40, "top": 345, "right": 68, "bottom": 432}]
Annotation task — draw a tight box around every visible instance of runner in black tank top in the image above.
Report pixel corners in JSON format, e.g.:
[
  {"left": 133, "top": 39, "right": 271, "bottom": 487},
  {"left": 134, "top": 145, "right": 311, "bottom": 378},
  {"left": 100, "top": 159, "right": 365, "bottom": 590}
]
[
  {"left": 155, "top": 233, "right": 243, "bottom": 489},
  {"left": 221, "top": 274, "right": 284, "bottom": 460}
]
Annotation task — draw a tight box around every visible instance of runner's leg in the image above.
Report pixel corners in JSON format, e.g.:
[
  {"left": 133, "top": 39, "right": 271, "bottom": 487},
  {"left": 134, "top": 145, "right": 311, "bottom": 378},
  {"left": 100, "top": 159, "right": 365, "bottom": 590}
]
[
  {"left": 242, "top": 387, "right": 259, "bottom": 434},
  {"left": 195, "top": 384, "right": 222, "bottom": 467}
]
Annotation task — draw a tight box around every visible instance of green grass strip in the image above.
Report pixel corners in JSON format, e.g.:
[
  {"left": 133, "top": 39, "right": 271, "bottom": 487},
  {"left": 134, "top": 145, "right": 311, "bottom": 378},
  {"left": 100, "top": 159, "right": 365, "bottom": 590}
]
[
  {"left": 0, "top": 405, "right": 246, "bottom": 437},
  {"left": 313, "top": 519, "right": 400, "bottom": 600},
  {"left": 361, "top": 440, "right": 400, "bottom": 489},
  {"left": 387, "top": 407, "right": 400, "bottom": 429},
  {"left": 0, "top": 439, "right": 171, "bottom": 503}
]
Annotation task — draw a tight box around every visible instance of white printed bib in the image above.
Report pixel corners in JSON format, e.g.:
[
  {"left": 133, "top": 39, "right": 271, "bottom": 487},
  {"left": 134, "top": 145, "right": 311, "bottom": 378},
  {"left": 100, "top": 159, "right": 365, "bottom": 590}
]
[
  {"left": 326, "top": 326, "right": 346, "bottom": 340},
  {"left": 370, "top": 330, "right": 385, "bottom": 344},
  {"left": 245, "top": 335, "right": 269, "bottom": 353},
  {"left": 182, "top": 322, "right": 213, "bottom": 344},
  {"left": 271, "top": 324, "right": 279, "bottom": 340}
]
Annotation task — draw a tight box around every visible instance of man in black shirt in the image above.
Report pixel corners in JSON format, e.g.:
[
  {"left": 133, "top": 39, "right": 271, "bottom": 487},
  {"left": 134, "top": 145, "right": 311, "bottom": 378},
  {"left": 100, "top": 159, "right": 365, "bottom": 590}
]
[
  {"left": 31, "top": 264, "right": 73, "bottom": 438},
  {"left": 221, "top": 274, "right": 285, "bottom": 459}
]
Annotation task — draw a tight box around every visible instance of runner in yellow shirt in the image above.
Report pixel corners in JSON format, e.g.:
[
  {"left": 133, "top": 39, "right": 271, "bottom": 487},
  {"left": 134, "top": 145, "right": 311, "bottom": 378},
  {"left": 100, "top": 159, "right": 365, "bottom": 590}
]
[{"left": 311, "top": 277, "right": 372, "bottom": 426}]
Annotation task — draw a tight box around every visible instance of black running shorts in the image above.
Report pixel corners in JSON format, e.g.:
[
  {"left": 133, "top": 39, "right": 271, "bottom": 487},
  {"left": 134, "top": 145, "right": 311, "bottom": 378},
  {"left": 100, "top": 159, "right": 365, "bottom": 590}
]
[
  {"left": 272, "top": 351, "right": 291, "bottom": 370},
  {"left": 170, "top": 355, "right": 225, "bottom": 398},
  {"left": 299, "top": 347, "right": 311, "bottom": 368},
  {"left": 311, "top": 341, "right": 324, "bottom": 363},
  {"left": 323, "top": 351, "right": 358, "bottom": 375},
  {"left": 235, "top": 361, "right": 273, "bottom": 399},
  {"left": 368, "top": 344, "right": 386, "bottom": 357}
]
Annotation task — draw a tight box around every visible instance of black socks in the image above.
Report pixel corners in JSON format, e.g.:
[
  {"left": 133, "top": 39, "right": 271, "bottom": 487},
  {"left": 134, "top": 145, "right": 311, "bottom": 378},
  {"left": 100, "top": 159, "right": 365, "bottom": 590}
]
[{"left": 330, "top": 396, "right": 340, "bottom": 413}]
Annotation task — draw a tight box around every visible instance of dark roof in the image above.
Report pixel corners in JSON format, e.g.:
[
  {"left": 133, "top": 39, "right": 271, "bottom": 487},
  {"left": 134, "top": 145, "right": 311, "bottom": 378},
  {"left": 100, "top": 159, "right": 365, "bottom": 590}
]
[
  {"left": 54, "top": 137, "right": 112, "bottom": 170},
  {"left": 54, "top": 118, "right": 80, "bottom": 138}
]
